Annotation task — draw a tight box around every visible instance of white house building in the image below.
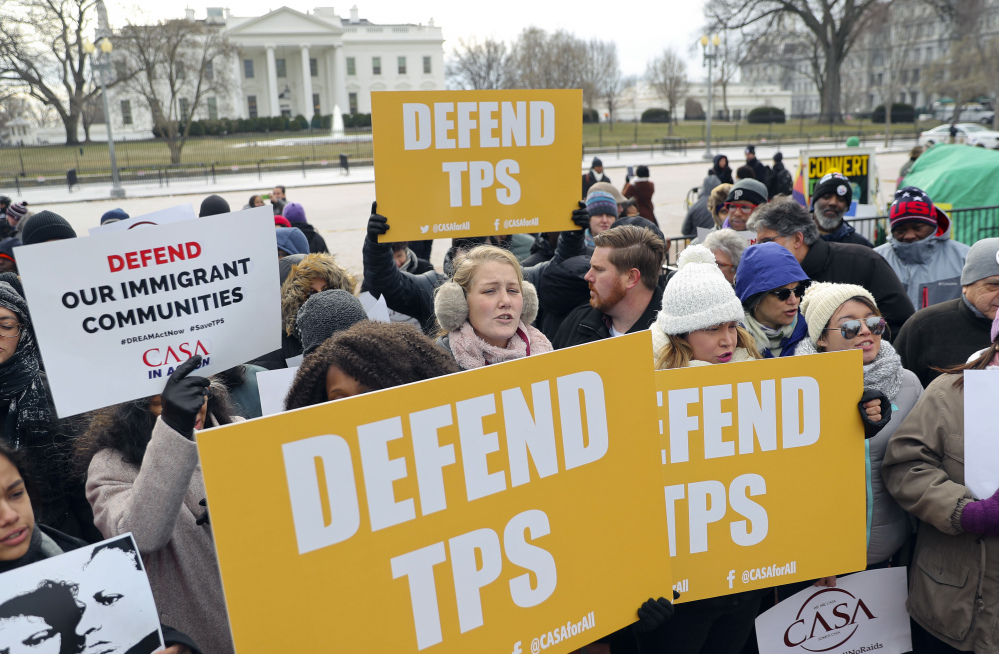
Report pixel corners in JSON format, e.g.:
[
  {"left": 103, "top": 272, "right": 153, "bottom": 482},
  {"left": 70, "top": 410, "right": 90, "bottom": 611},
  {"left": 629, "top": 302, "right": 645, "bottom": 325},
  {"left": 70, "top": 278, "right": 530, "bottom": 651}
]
[
  {"left": 103, "top": 5, "right": 445, "bottom": 137},
  {"left": 614, "top": 82, "right": 792, "bottom": 122}
]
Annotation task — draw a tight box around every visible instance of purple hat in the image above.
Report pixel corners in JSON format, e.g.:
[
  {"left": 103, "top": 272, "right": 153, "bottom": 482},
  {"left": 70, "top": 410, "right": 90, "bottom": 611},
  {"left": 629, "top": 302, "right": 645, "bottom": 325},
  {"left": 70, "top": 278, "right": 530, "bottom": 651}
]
[{"left": 283, "top": 202, "right": 307, "bottom": 224}]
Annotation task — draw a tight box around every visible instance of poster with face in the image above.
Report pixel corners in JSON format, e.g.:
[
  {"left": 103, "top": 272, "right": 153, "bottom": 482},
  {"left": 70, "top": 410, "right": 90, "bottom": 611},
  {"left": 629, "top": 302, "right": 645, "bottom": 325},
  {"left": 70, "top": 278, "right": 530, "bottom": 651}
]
[{"left": 0, "top": 534, "right": 162, "bottom": 654}]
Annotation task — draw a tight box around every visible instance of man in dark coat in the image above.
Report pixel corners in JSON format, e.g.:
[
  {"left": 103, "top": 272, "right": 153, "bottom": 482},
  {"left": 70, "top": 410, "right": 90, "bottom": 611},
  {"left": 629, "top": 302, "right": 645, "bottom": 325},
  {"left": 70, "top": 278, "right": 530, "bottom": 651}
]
[
  {"left": 744, "top": 145, "right": 769, "bottom": 186},
  {"left": 582, "top": 157, "right": 610, "bottom": 197},
  {"left": 894, "top": 237, "right": 999, "bottom": 386},
  {"left": 748, "top": 197, "right": 914, "bottom": 340},
  {"left": 810, "top": 172, "right": 873, "bottom": 247},
  {"left": 282, "top": 202, "right": 329, "bottom": 253},
  {"left": 553, "top": 224, "right": 666, "bottom": 349}
]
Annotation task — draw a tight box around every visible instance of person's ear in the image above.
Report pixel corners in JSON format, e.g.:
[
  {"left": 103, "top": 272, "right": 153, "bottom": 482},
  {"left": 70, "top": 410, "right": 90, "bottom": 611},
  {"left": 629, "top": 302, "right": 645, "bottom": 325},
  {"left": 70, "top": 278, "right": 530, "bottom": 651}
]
[
  {"left": 794, "top": 232, "right": 805, "bottom": 250},
  {"left": 626, "top": 268, "right": 641, "bottom": 290}
]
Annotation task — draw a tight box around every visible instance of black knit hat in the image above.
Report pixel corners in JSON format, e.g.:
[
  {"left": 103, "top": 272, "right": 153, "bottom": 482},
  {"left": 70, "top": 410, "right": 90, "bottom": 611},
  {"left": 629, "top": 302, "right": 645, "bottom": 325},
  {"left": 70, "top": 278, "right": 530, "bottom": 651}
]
[
  {"left": 199, "top": 195, "right": 231, "bottom": 217},
  {"left": 809, "top": 172, "right": 853, "bottom": 210},
  {"left": 21, "top": 211, "right": 77, "bottom": 245},
  {"left": 296, "top": 289, "right": 368, "bottom": 355}
]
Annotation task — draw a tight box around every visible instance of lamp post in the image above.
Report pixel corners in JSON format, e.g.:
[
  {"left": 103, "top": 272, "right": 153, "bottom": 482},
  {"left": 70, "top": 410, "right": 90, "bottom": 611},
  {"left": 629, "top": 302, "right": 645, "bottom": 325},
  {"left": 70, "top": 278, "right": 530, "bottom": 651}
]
[
  {"left": 83, "top": 36, "right": 125, "bottom": 199},
  {"left": 700, "top": 33, "right": 721, "bottom": 161}
]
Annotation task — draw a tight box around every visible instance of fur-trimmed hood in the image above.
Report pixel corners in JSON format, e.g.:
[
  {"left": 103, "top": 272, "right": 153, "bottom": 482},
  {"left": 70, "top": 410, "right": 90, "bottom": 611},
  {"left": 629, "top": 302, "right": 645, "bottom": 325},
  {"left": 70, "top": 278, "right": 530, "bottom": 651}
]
[{"left": 281, "top": 254, "right": 357, "bottom": 336}]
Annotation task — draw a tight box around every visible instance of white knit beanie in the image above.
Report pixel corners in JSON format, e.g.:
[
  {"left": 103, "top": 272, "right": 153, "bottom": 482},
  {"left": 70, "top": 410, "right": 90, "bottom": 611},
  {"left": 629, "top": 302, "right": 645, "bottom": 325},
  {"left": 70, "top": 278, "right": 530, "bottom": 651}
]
[
  {"left": 656, "top": 245, "right": 745, "bottom": 335},
  {"left": 799, "top": 282, "right": 877, "bottom": 344}
]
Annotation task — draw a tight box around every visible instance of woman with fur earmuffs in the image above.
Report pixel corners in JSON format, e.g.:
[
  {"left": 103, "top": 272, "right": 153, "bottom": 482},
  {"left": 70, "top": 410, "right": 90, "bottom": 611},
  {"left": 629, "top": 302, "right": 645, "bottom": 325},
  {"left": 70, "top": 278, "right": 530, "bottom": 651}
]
[{"left": 433, "top": 245, "right": 552, "bottom": 370}]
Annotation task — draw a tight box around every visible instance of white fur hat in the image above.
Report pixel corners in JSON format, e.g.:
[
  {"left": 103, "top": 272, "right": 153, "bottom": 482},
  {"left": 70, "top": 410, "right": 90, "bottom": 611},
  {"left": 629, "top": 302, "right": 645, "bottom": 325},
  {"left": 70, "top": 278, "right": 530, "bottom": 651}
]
[
  {"left": 656, "top": 245, "right": 745, "bottom": 336},
  {"left": 798, "top": 282, "right": 877, "bottom": 345},
  {"left": 434, "top": 279, "right": 538, "bottom": 332}
]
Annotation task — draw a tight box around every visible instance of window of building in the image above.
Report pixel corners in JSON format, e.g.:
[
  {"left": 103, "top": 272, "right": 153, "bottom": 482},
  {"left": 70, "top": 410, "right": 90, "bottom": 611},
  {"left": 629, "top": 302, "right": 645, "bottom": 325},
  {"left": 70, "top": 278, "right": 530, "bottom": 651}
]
[
  {"left": 115, "top": 61, "right": 127, "bottom": 80},
  {"left": 349, "top": 92, "right": 358, "bottom": 114},
  {"left": 178, "top": 97, "right": 189, "bottom": 120},
  {"left": 276, "top": 58, "right": 287, "bottom": 78},
  {"left": 310, "top": 58, "right": 318, "bottom": 77},
  {"left": 207, "top": 97, "right": 218, "bottom": 121},
  {"left": 423, "top": 55, "right": 431, "bottom": 74},
  {"left": 398, "top": 56, "right": 406, "bottom": 74},
  {"left": 912, "top": 68, "right": 920, "bottom": 83},
  {"left": 312, "top": 93, "right": 320, "bottom": 115},
  {"left": 346, "top": 57, "right": 356, "bottom": 75},
  {"left": 120, "top": 99, "right": 132, "bottom": 125},
  {"left": 176, "top": 63, "right": 185, "bottom": 80},
  {"left": 206, "top": 61, "right": 214, "bottom": 81},
  {"left": 372, "top": 56, "right": 381, "bottom": 75},
  {"left": 911, "top": 91, "right": 919, "bottom": 106},
  {"left": 876, "top": 72, "right": 883, "bottom": 85},
  {"left": 244, "top": 59, "right": 254, "bottom": 78},
  {"left": 248, "top": 95, "right": 258, "bottom": 118},
  {"left": 281, "top": 106, "right": 291, "bottom": 118}
]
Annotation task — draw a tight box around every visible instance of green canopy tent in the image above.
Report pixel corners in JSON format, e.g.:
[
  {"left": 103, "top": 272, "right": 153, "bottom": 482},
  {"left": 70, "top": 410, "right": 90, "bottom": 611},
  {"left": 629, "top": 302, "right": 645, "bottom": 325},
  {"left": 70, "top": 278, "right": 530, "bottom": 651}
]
[{"left": 902, "top": 143, "right": 999, "bottom": 244}]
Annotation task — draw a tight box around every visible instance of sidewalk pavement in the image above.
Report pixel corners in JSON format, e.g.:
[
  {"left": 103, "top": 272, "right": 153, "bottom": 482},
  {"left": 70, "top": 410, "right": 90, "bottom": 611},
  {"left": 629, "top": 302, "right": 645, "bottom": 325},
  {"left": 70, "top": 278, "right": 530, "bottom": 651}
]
[{"left": 7, "top": 139, "right": 917, "bottom": 206}]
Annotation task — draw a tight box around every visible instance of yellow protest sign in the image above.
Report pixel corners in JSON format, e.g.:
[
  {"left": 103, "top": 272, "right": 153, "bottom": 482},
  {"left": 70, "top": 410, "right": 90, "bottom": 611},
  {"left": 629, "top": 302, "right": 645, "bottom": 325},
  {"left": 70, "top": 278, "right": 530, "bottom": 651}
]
[
  {"left": 371, "top": 89, "right": 582, "bottom": 241},
  {"left": 655, "top": 351, "right": 867, "bottom": 602},
  {"left": 802, "top": 148, "right": 877, "bottom": 206},
  {"left": 197, "top": 332, "right": 672, "bottom": 653}
]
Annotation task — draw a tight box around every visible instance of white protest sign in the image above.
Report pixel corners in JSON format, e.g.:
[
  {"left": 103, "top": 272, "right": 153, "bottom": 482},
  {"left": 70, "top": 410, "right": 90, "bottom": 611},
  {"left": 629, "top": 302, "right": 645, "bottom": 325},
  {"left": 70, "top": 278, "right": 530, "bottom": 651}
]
[
  {"left": 358, "top": 291, "right": 391, "bottom": 323},
  {"left": 89, "top": 204, "right": 197, "bottom": 235},
  {"left": 17, "top": 206, "right": 281, "bottom": 416},
  {"left": 755, "top": 568, "right": 911, "bottom": 654},
  {"left": 964, "top": 370, "right": 999, "bottom": 499},
  {"left": 257, "top": 366, "right": 298, "bottom": 416},
  {"left": 0, "top": 534, "right": 163, "bottom": 654}
]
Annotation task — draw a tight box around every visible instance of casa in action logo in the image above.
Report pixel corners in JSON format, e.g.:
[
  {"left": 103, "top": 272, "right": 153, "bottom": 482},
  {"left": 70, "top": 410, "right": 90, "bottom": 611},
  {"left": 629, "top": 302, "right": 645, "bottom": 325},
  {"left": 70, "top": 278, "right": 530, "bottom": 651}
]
[
  {"left": 783, "top": 587, "right": 877, "bottom": 652},
  {"left": 142, "top": 340, "right": 211, "bottom": 378}
]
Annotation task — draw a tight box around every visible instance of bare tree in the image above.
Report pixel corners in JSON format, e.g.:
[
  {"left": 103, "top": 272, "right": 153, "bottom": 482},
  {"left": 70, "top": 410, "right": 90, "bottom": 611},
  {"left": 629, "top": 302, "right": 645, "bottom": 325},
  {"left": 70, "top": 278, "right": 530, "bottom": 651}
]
[
  {"left": 0, "top": 0, "right": 130, "bottom": 144},
  {"left": 646, "top": 48, "right": 688, "bottom": 135},
  {"left": 586, "top": 40, "right": 623, "bottom": 128},
  {"left": 117, "top": 18, "right": 235, "bottom": 163},
  {"left": 445, "top": 38, "right": 510, "bottom": 90},
  {"left": 858, "top": 1, "right": 922, "bottom": 144},
  {"left": 707, "top": 0, "right": 881, "bottom": 122},
  {"left": 507, "top": 27, "right": 588, "bottom": 90}
]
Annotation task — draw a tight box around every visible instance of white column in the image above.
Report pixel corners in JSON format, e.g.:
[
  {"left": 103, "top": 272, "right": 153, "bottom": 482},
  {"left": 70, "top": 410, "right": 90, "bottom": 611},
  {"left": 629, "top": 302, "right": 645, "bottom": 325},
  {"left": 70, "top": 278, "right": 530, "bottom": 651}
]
[
  {"left": 332, "top": 43, "right": 348, "bottom": 114},
  {"left": 300, "top": 45, "right": 314, "bottom": 119},
  {"left": 266, "top": 45, "right": 280, "bottom": 117}
]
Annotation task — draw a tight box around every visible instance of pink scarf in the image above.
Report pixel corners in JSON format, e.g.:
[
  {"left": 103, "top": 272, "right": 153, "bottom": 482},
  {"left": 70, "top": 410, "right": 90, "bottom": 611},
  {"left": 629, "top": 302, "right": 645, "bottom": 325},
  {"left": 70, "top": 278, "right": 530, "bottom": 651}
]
[{"left": 448, "top": 321, "right": 553, "bottom": 370}]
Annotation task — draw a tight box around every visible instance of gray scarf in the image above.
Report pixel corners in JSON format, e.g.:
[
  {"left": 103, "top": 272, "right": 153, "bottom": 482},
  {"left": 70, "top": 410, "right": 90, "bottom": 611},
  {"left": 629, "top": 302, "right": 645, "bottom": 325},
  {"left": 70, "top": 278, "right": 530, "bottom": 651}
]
[
  {"left": 795, "top": 339, "right": 903, "bottom": 399},
  {"left": 744, "top": 313, "right": 797, "bottom": 357}
]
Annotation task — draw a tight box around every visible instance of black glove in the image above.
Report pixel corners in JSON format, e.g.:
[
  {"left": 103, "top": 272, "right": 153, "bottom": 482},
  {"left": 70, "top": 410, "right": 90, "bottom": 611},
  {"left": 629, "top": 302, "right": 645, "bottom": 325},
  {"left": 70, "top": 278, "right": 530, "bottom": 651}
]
[
  {"left": 632, "top": 594, "right": 676, "bottom": 633},
  {"left": 367, "top": 201, "right": 390, "bottom": 241},
  {"left": 571, "top": 200, "right": 589, "bottom": 230},
  {"left": 160, "top": 355, "right": 210, "bottom": 438},
  {"left": 858, "top": 388, "right": 892, "bottom": 439}
]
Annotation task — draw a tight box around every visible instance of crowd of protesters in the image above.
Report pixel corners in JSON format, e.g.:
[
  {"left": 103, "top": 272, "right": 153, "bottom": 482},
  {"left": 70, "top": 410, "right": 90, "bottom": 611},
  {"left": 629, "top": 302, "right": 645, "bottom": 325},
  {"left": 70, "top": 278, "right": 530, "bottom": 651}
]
[{"left": 0, "top": 146, "right": 996, "bottom": 654}]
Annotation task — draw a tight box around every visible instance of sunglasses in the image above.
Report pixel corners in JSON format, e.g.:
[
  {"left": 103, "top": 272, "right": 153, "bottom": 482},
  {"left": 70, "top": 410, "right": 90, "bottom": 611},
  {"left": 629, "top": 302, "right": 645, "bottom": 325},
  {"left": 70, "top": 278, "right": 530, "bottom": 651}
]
[
  {"left": 768, "top": 282, "right": 810, "bottom": 301},
  {"left": 825, "top": 317, "right": 886, "bottom": 340}
]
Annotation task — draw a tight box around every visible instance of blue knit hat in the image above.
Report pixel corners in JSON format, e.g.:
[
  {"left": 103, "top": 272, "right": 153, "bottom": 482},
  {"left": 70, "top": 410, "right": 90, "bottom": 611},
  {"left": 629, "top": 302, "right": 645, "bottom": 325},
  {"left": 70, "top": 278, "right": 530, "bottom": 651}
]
[
  {"left": 586, "top": 190, "right": 618, "bottom": 218},
  {"left": 276, "top": 227, "right": 309, "bottom": 256},
  {"left": 100, "top": 208, "right": 129, "bottom": 225}
]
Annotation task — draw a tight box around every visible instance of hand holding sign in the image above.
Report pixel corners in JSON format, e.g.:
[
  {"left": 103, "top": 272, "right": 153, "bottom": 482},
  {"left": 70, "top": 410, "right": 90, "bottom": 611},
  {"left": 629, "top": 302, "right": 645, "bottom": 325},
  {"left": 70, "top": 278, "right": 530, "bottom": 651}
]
[
  {"left": 160, "top": 355, "right": 210, "bottom": 437},
  {"left": 571, "top": 201, "right": 589, "bottom": 230},
  {"left": 367, "top": 201, "right": 389, "bottom": 241}
]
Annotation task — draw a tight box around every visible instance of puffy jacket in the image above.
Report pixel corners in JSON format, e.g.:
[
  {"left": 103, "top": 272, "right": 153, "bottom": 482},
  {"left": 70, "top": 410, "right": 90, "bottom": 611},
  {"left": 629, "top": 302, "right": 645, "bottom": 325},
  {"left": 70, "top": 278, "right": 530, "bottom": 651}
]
[
  {"left": 874, "top": 214, "right": 970, "bottom": 311},
  {"left": 883, "top": 374, "right": 999, "bottom": 651},
  {"left": 537, "top": 254, "right": 591, "bottom": 341},
  {"left": 292, "top": 222, "right": 329, "bottom": 253},
  {"left": 820, "top": 221, "right": 873, "bottom": 247},
  {"left": 362, "top": 229, "right": 586, "bottom": 335}
]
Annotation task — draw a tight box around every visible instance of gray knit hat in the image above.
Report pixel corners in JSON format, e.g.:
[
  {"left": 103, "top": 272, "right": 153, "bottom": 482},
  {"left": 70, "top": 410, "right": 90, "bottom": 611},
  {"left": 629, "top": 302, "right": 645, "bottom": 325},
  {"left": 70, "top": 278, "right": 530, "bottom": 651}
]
[
  {"left": 296, "top": 289, "right": 368, "bottom": 355},
  {"left": 961, "top": 237, "right": 999, "bottom": 285}
]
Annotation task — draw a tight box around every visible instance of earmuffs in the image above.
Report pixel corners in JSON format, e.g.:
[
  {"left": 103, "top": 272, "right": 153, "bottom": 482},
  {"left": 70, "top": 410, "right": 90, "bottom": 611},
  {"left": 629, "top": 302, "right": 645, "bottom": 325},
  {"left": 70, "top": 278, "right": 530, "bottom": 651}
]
[{"left": 434, "top": 279, "right": 539, "bottom": 332}]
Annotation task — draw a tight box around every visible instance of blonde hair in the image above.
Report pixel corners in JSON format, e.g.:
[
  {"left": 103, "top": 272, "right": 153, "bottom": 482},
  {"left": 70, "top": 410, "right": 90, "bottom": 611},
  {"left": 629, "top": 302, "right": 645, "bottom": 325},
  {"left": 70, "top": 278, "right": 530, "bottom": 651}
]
[
  {"left": 707, "top": 183, "right": 733, "bottom": 228},
  {"left": 451, "top": 245, "right": 523, "bottom": 291},
  {"left": 654, "top": 324, "right": 760, "bottom": 370}
]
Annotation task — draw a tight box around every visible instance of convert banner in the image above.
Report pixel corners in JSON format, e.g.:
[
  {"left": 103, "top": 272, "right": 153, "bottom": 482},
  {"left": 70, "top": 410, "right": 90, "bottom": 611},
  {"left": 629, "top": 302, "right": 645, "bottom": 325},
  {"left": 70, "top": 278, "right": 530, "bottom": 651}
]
[
  {"left": 801, "top": 148, "right": 878, "bottom": 212},
  {"left": 755, "top": 567, "right": 911, "bottom": 654},
  {"left": 371, "top": 89, "right": 582, "bottom": 241},
  {"left": 16, "top": 206, "right": 280, "bottom": 416},
  {"left": 197, "top": 333, "right": 672, "bottom": 654},
  {"left": 656, "top": 351, "right": 867, "bottom": 602}
]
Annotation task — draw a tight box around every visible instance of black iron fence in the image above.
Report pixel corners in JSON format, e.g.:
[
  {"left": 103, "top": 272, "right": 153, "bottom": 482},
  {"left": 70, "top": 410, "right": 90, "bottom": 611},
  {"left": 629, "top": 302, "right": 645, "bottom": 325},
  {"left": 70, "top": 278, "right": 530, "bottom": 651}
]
[{"left": 950, "top": 206, "right": 999, "bottom": 245}]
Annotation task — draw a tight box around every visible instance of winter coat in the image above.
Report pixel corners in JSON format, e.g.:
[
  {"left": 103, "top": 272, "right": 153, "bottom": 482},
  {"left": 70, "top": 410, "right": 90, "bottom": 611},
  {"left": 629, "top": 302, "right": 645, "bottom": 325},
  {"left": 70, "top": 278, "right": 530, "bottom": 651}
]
[
  {"left": 767, "top": 161, "right": 794, "bottom": 198},
  {"left": 800, "top": 238, "right": 914, "bottom": 342},
  {"left": 894, "top": 297, "right": 994, "bottom": 388},
  {"left": 86, "top": 415, "right": 242, "bottom": 654},
  {"left": 552, "top": 283, "right": 664, "bottom": 349},
  {"left": 883, "top": 374, "right": 999, "bottom": 651},
  {"left": 0, "top": 523, "right": 203, "bottom": 653},
  {"left": 520, "top": 234, "right": 556, "bottom": 268},
  {"left": 747, "top": 157, "right": 770, "bottom": 185},
  {"left": 582, "top": 170, "right": 610, "bottom": 197},
  {"left": 867, "top": 368, "right": 922, "bottom": 565},
  {"left": 820, "top": 221, "right": 874, "bottom": 248},
  {"left": 537, "top": 255, "right": 591, "bottom": 342},
  {"left": 874, "top": 215, "right": 970, "bottom": 310},
  {"left": 292, "top": 222, "right": 329, "bottom": 254},
  {"left": 711, "top": 155, "right": 734, "bottom": 184},
  {"left": 682, "top": 175, "right": 721, "bottom": 236},
  {"left": 362, "top": 230, "right": 586, "bottom": 335},
  {"left": 622, "top": 179, "right": 657, "bottom": 224}
]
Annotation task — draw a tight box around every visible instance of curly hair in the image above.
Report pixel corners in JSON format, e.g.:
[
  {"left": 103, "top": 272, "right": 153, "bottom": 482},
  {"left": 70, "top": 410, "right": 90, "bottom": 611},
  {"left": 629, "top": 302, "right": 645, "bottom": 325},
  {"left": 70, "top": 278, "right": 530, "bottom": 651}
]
[
  {"left": 75, "top": 378, "right": 237, "bottom": 477},
  {"left": 285, "top": 321, "right": 459, "bottom": 409},
  {"left": 281, "top": 253, "right": 358, "bottom": 337}
]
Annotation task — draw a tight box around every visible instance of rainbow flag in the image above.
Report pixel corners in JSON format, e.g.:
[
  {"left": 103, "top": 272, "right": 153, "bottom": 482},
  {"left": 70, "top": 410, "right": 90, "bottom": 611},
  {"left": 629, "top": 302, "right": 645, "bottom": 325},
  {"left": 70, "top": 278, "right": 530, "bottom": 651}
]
[{"left": 792, "top": 157, "right": 807, "bottom": 207}]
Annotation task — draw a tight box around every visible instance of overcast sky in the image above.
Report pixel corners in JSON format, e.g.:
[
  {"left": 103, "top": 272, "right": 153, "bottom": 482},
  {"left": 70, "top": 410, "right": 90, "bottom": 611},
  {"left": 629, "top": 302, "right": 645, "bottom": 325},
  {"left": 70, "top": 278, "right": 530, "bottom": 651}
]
[{"left": 105, "top": 0, "right": 713, "bottom": 79}]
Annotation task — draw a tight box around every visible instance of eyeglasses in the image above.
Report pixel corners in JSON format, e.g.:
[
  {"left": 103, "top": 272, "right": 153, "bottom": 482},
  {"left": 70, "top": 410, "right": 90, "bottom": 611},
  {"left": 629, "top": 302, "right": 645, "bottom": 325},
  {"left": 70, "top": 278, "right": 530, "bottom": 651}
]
[
  {"left": 723, "top": 203, "right": 758, "bottom": 214},
  {"left": 825, "top": 317, "right": 886, "bottom": 340},
  {"left": 716, "top": 262, "right": 735, "bottom": 272},
  {"left": 0, "top": 322, "right": 21, "bottom": 339},
  {"left": 768, "top": 282, "right": 810, "bottom": 301}
]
